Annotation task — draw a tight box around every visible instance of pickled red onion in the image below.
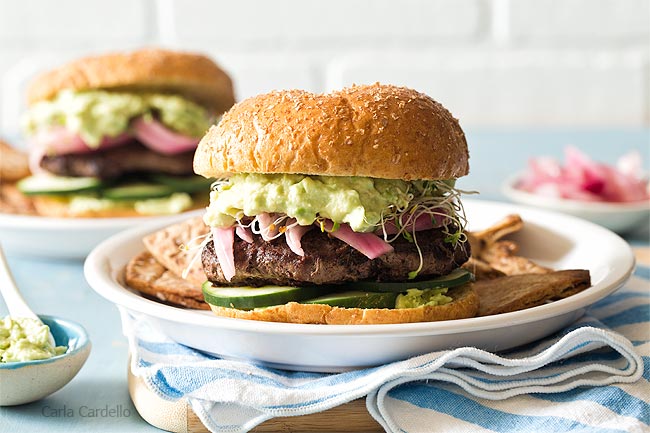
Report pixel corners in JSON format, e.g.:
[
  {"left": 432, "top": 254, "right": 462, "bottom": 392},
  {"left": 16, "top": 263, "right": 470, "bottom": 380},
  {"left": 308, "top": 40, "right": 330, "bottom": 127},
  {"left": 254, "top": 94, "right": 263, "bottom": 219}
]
[
  {"left": 30, "top": 127, "right": 132, "bottom": 154},
  {"left": 28, "top": 127, "right": 132, "bottom": 173},
  {"left": 379, "top": 212, "right": 435, "bottom": 235},
  {"left": 211, "top": 227, "right": 236, "bottom": 281},
  {"left": 133, "top": 117, "right": 199, "bottom": 155},
  {"left": 516, "top": 147, "right": 649, "bottom": 203},
  {"left": 322, "top": 221, "right": 394, "bottom": 259},
  {"left": 235, "top": 226, "right": 254, "bottom": 244},
  {"left": 256, "top": 213, "right": 279, "bottom": 241},
  {"left": 285, "top": 223, "right": 312, "bottom": 256}
]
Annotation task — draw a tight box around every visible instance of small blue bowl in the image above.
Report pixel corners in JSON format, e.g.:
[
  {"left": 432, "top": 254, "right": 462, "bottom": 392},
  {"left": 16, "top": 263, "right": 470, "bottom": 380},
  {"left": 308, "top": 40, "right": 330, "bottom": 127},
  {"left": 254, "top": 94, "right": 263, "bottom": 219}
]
[{"left": 0, "top": 315, "right": 91, "bottom": 406}]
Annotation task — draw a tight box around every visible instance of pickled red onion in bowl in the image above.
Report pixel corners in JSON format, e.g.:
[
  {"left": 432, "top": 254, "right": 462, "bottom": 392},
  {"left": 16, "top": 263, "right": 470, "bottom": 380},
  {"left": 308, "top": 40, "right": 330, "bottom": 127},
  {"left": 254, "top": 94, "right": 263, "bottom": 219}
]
[
  {"left": 514, "top": 146, "right": 649, "bottom": 203},
  {"left": 502, "top": 147, "right": 649, "bottom": 234}
]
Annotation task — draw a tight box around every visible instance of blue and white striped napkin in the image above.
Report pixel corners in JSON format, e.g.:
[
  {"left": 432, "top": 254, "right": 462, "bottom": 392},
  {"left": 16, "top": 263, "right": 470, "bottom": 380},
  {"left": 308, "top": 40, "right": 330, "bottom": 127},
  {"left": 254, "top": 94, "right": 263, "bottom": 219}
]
[{"left": 122, "top": 267, "right": 649, "bottom": 433}]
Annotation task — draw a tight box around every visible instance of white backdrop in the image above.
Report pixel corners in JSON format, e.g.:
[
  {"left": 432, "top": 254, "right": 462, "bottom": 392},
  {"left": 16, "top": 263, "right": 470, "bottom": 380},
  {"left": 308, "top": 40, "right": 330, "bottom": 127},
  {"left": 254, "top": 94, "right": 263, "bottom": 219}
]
[{"left": 1, "top": 0, "right": 649, "bottom": 137}]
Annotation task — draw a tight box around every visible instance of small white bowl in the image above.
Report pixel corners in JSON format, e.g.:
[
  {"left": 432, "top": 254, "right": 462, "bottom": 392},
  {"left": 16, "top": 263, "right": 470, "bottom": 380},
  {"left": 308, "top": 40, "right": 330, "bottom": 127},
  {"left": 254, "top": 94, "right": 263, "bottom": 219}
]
[
  {"left": 0, "top": 315, "right": 91, "bottom": 406},
  {"left": 502, "top": 176, "right": 650, "bottom": 234}
]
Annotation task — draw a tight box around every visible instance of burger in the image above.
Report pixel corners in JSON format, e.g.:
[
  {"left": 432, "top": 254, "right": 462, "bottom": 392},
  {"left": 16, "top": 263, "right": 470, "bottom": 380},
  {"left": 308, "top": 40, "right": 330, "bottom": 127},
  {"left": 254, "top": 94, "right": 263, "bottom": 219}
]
[
  {"left": 193, "top": 83, "right": 478, "bottom": 324},
  {"left": 18, "top": 48, "right": 235, "bottom": 217}
]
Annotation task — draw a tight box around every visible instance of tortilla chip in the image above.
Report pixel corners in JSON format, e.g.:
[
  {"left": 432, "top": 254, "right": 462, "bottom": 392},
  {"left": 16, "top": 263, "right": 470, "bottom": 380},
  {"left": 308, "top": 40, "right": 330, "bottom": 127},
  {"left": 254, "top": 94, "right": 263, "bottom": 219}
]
[
  {"left": 467, "top": 214, "right": 527, "bottom": 261},
  {"left": 472, "top": 214, "right": 524, "bottom": 244},
  {"left": 0, "top": 140, "right": 30, "bottom": 182},
  {"left": 474, "top": 270, "right": 591, "bottom": 316},
  {"left": 462, "top": 257, "right": 506, "bottom": 280},
  {"left": 125, "top": 251, "right": 208, "bottom": 310},
  {"left": 466, "top": 232, "right": 483, "bottom": 259},
  {"left": 142, "top": 216, "right": 209, "bottom": 286},
  {"left": 480, "top": 240, "right": 552, "bottom": 275},
  {"left": 0, "top": 183, "right": 36, "bottom": 215}
]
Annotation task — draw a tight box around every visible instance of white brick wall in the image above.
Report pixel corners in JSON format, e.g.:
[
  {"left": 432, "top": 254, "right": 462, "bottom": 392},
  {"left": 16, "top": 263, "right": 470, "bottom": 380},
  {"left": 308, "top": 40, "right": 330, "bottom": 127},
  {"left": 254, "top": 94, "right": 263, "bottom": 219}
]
[
  {"left": 167, "top": 0, "right": 484, "bottom": 48},
  {"left": 0, "top": 0, "right": 154, "bottom": 47},
  {"left": 0, "top": 0, "right": 648, "bottom": 137},
  {"left": 509, "top": 0, "right": 650, "bottom": 41},
  {"left": 327, "top": 50, "right": 649, "bottom": 126}
]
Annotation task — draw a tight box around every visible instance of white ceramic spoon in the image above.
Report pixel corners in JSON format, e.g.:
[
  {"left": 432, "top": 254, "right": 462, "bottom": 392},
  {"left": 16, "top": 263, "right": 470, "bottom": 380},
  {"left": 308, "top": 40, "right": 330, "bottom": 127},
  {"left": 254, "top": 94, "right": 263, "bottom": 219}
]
[
  {"left": 0, "top": 243, "right": 55, "bottom": 347},
  {"left": 0, "top": 242, "right": 92, "bottom": 406}
]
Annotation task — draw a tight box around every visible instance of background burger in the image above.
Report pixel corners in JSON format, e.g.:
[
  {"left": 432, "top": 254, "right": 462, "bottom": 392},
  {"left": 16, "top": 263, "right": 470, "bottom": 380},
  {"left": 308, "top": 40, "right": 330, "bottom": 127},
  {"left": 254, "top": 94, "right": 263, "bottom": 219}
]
[
  {"left": 193, "top": 83, "right": 478, "bottom": 324},
  {"left": 18, "top": 48, "right": 235, "bottom": 217}
]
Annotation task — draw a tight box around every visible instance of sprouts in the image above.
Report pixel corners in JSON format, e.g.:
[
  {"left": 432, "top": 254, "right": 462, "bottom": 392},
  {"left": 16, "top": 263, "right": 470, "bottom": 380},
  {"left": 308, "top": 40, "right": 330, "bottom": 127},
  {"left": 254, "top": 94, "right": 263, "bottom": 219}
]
[
  {"left": 179, "top": 232, "right": 211, "bottom": 279},
  {"left": 378, "top": 180, "right": 470, "bottom": 245},
  {"left": 376, "top": 180, "right": 473, "bottom": 278}
]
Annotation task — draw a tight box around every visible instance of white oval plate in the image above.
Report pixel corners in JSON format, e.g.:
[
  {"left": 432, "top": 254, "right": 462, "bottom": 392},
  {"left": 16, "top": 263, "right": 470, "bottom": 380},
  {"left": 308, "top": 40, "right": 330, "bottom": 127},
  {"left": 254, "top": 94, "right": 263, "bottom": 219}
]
[
  {"left": 84, "top": 200, "right": 635, "bottom": 372},
  {"left": 0, "top": 210, "right": 203, "bottom": 260}
]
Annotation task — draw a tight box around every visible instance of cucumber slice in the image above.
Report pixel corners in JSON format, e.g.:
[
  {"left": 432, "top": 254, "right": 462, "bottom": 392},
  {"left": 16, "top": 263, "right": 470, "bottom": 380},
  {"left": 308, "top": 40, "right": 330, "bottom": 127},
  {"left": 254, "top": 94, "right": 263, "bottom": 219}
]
[
  {"left": 150, "top": 174, "right": 213, "bottom": 193},
  {"left": 344, "top": 268, "right": 474, "bottom": 293},
  {"left": 17, "top": 175, "right": 103, "bottom": 196},
  {"left": 303, "top": 291, "right": 398, "bottom": 309},
  {"left": 202, "top": 281, "right": 323, "bottom": 310},
  {"left": 101, "top": 183, "right": 174, "bottom": 200}
]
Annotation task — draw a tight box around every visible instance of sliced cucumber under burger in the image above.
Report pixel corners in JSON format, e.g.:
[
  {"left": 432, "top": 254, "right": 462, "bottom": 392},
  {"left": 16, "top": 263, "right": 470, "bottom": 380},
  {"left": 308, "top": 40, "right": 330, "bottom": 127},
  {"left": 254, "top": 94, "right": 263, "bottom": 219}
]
[
  {"left": 17, "top": 175, "right": 105, "bottom": 196},
  {"left": 201, "top": 269, "right": 474, "bottom": 311},
  {"left": 17, "top": 174, "right": 213, "bottom": 215}
]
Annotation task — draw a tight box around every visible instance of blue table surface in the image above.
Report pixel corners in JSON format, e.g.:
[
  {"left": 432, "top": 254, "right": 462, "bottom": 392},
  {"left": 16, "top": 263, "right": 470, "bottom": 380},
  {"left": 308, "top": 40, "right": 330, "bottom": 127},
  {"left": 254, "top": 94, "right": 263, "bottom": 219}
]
[{"left": 1, "top": 129, "right": 649, "bottom": 432}]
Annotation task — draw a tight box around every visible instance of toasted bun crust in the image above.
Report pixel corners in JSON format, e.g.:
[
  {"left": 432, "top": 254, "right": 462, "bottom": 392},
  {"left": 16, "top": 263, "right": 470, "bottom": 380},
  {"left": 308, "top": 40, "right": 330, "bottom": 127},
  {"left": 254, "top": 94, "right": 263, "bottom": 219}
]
[
  {"left": 27, "top": 48, "right": 235, "bottom": 113},
  {"left": 194, "top": 83, "right": 468, "bottom": 180},
  {"left": 206, "top": 283, "right": 479, "bottom": 324}
]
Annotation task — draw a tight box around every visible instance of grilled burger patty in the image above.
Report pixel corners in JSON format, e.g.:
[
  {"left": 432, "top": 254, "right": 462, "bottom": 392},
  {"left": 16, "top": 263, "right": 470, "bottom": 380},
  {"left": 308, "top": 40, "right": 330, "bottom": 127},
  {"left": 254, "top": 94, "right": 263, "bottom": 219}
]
[
  {"left": 40, "top": 143, "right": 195, "bottom": 179},
  {"left": 202, "top": 227, "right": 471, "bottom": 287}
]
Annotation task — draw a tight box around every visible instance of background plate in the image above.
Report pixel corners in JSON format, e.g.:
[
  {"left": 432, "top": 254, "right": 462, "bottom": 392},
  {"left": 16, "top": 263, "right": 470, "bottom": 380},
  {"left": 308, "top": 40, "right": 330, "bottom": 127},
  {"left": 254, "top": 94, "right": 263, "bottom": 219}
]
[
  {"left": 84, "top": 200, "right": 635, "bottom": 372},
  {"left": 0, "top": 210, "right": 203, "bottom": 259}
]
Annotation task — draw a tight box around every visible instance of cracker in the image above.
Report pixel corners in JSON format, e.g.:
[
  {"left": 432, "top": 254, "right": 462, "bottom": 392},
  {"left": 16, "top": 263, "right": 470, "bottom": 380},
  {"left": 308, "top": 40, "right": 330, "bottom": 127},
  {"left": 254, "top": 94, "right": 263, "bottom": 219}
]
[
  {"left": 143, "top": 216, "right": 209, "bottom": 286},
  {"left": 474, "top": 270, "right": 591, "bottom": 316},
  {"left": 0, "top": 140, "right": 30, "bottom": 182},
  {"left": 125, "top": 251, "right": 208, "bottom": 310}
]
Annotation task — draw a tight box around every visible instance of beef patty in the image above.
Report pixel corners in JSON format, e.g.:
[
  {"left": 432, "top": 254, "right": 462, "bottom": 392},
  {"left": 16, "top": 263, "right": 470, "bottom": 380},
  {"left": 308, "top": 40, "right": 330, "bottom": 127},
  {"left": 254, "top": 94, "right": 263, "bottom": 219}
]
[
  {"left": 40, "top": 143, "right": 195, "bottom": 179},
  {"left": 202, "top": 227, "right": 471, "bottom": 286}
]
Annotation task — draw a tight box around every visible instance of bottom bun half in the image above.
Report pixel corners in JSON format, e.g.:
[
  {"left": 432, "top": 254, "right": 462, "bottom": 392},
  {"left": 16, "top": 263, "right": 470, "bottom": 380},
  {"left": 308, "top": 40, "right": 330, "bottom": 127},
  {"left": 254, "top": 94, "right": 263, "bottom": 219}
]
[{"left": 206, "top": 284, "right": 479, "bottom": 325}]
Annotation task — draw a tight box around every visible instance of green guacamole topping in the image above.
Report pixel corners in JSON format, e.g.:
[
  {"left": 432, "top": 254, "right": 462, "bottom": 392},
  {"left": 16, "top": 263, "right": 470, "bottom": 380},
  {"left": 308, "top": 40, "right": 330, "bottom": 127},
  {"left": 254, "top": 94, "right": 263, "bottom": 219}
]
[
  {"left": 0, "top": 316, "right": 67, "bottom": 363},
  {"left": 395, "top": 288, "right": 453, "bottom": 309},
  {"left": 204, "top": 174, "right": 416, "bottom": 232},
  {"left": 68, "top": 192, "right": 193, "bottom": 216},
  {"left": 133, "top": 193, "right": 193, "bottom": 215},
  {"left": 23, "top": 89, "right": 212, "bottom": 146}
]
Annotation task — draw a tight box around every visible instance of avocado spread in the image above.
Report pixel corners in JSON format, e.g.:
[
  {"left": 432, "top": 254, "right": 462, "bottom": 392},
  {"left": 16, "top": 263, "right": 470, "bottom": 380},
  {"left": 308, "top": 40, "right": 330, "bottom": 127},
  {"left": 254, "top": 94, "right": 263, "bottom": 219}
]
[
  {"left": 204, "top": 174, "right": 416, "bottom": 232},
  {"left": 23, "top": 90, "right": 212, "bottom": 146},
  {"left": 68, "top": 192, "right": 193, "bottom": 216},
  {"left": 395, "top": 288, "right": 453, "bottom": 309},
  {"left": 0, "top": 316, "right": 67, "bottom": 363}
]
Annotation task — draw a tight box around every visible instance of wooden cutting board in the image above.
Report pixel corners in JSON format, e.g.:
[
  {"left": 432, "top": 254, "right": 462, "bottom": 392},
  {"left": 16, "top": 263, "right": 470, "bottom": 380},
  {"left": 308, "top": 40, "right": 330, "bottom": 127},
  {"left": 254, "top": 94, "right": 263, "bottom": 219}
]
[
  {"left": 635, "top": 246, "right": 649, "bottom": 267},
  {"left": 128, "top": 366, "right": 383, "bottom": 433}
]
